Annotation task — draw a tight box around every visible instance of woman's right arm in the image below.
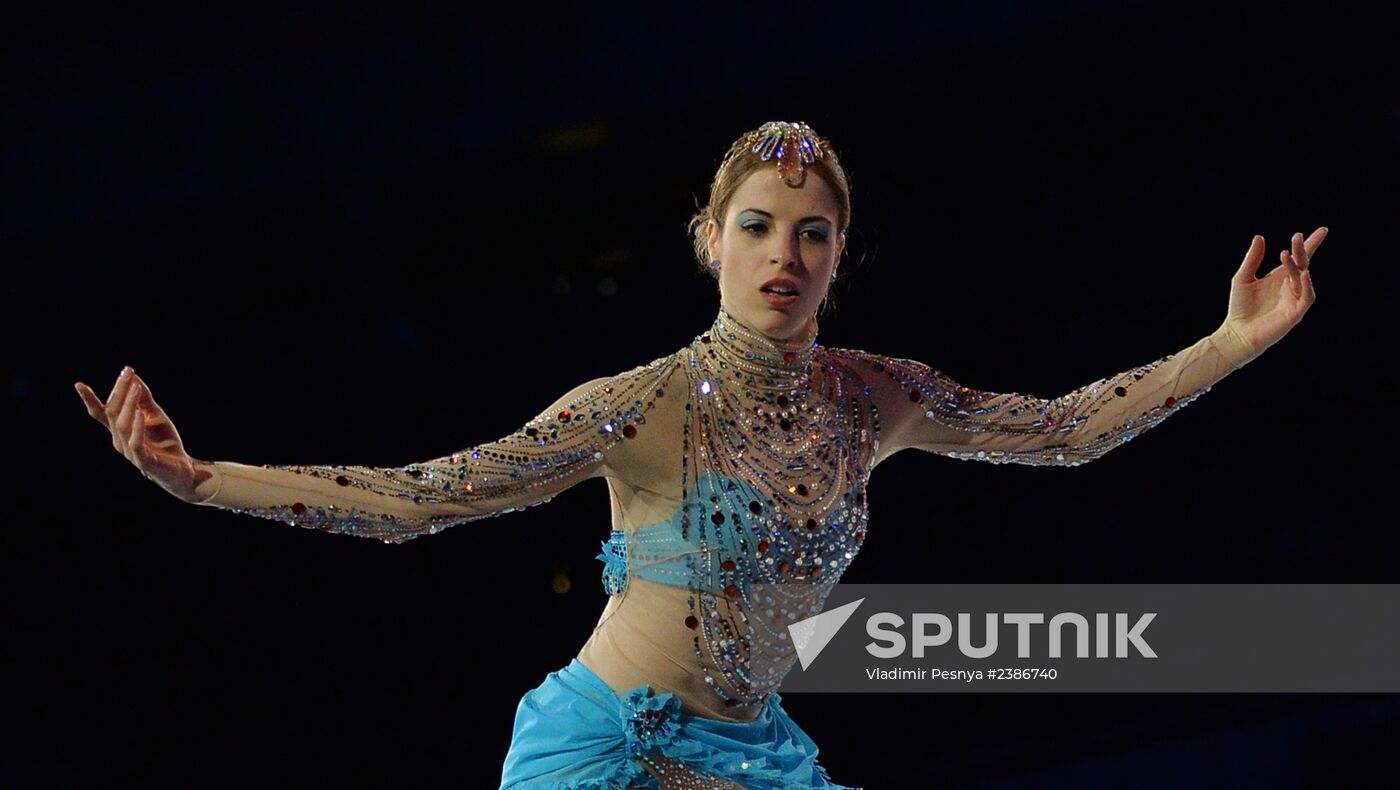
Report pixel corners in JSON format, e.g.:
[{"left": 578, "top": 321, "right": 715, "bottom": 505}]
[{"left": 77, "top": 354, "right": 680, "bottom": 544}]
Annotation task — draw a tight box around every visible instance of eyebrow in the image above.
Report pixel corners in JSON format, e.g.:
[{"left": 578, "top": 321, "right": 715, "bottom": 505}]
[{"left": 738, "top": 208, "right": 833, "bottom": 225}]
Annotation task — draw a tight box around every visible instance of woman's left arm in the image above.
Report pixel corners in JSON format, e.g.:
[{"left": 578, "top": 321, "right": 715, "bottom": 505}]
[{"left": 856, "top": 229, "right": 1326, "bottom": 467}]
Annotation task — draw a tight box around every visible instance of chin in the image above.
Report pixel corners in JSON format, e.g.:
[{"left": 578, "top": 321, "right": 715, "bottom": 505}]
[
  {"left": 724, "top": 298, "right": 809, "bottom": 339},
  {"left": 757, "top": 308, "right": 809, "bottom": 338}
]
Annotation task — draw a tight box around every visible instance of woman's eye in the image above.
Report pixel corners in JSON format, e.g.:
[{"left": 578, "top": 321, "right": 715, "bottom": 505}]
[{"left": 739, "top": 223, "right": 826, "bottom": 241}]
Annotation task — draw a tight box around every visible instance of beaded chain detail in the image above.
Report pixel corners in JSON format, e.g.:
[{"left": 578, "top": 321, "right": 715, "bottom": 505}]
[
  {"left": 668, "top": 307, "right": 877, "bottom": 711},
  {"left": 823, "top": 348, "right": 1214, "bottom": 467},
  {"left": 200, "top": 356, "right": 680, "bottom": 542},
  {"left": 645, "top": 755, "right": 749, "bottom": 789}
]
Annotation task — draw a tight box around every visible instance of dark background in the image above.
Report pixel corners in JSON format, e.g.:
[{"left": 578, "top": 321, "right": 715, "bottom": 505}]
[{"left": 6, "top": 1, "right": 1398, "bottom": 787}]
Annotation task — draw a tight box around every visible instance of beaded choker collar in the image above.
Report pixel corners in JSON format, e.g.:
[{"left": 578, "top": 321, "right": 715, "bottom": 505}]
[{"left": 699, "top": 307, "right": 819, "bottom": 385}]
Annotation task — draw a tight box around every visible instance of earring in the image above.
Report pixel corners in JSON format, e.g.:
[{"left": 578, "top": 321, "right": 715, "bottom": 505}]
[{"left": 709, "top": 259, "right": 721, "bottom": 273}]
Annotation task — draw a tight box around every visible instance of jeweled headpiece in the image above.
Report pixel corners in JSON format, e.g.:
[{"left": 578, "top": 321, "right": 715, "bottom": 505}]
[{"left": 737, "top": 121, "right": 830, "bottom": 187}]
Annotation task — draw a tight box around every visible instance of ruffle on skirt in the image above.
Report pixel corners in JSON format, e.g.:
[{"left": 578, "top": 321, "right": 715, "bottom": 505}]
[{"left": 500, "top": 658, "right": 860, "bottom": 789}]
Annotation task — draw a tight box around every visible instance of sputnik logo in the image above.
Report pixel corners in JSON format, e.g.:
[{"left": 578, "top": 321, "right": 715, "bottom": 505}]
[{"left": 789, "top": 598, "right": 866, "bottom": 670}]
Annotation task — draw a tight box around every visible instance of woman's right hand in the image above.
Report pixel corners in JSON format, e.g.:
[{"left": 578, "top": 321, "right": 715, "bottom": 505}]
[{"left": 75, "top": 366, "right": 214, "bottom": 503}]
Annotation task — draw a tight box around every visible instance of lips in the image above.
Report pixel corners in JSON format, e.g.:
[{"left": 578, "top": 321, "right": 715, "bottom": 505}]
[
  {"left": 760, "top": 278, "right": 800, "bottom": 295},
  {"left": 760, "top": 276, "right": 801, "bottom": 309}
]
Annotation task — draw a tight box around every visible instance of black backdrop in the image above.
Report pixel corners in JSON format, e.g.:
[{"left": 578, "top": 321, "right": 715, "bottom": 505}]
[{"left": 7, "top": 1, "right": 1398, "bottom": 787}]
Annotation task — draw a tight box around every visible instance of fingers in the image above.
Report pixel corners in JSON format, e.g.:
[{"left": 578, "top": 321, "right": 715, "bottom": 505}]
[
  {"left": 1233, "top": 235, "right": 1265, "bottom": 282},
  {"left": 1280, "top": 242, "right": 1301, "bottom": 277},
  {"left": 74, "top": 382, "right": 112, "bottom": 430},
  {"left": 1292, "top": 231, "right": 1310, "bottom": 272},
  {"left": 113, "top": 379, "right": 142, "bottom": 459},
  {"left": 1284, "top": 228, "right": 1326, "bottom": 271},
  {"left": 128, "top": 408, "right": 147, "bottom": 472},
  {"left": 121, "top": 372, "right": 180, "bottom": 446},
  {"left": 1281, "top": 253, "right": 1303, "bottom": 300},
  {"left": 1280, "top": 228, "right": 1326, "bottom": 301},
  {"left": 106, "top": 367, "right": 136, "bottom": 429},
  {"left": 106, "top": 367, "right": 130, "bottom": 413},
  {"left": 129, "top": 371, "right": 164, "bottom": 417},
  {"left": 1239, "top": 228, "right": 1326, "bottom": 287},
  {"left": 1303, "top": 226, "right": 1327, "bottom": 260},
  {"left": 1278, "top": 234, "right": 1305, "bottom": 299},
  {"left": 1298, "top": 227, "right": 1326, "bottom": 269},
  {"left": 81, "top": 367, "right": 187, "bottom": 465},
  {"left": 1298, "top": 231, "right": 1318, "bottom": 306}
]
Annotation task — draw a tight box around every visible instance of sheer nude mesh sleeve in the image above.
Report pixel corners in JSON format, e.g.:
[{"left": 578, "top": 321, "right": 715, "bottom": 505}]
[
  {"left": 189, "top": 353, "right": 680, "bottom": 543},
  {"left": 842, "top": 324, "right": 1256, "bottom": 467}
]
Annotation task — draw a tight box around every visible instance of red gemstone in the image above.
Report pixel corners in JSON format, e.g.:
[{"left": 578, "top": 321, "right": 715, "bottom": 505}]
[
  {"left": 1114, "top": 386, "right": 1128, "bottom": 397},
  {"left": 777, "top": 394, "right": 789, "bottom": 406},
  {"left": 784, "top": 351, "right": 796, "bottom": 363},
  {"left": 805, "top": 518, "right": 817, "bottom": 530},
  {"left": 855, "top": 531, "right": 865, "bottom": 544},
  {"left": 779, "top": 562, "right": 791, "bottom": 573},
  {"left": 558, "top": 409, "right": 571, "bottom": 420},
  {"left": 855, "top": 492, "right": 864, "bottom": 506},
  {"left": 757, "top": 539, "right": 769, "bottom": 553},
  {"left": 725, "top": 584, "right": 739, "bottom": 597},
  {"left": 1164, "top": 396, "right": 1177, "bottom": 408},
  {"left": 722, "top": 559, "right": 736, "bottom": 571},
  {"left": 749, "top": 501, "right": 762, "bottom": 514},
  {"left": 780, "top": 419, "right": 791, "bottom": 431},
  {"left": 291, "top": 502, "right": 307, "bottom": 515},
  {"left": 909, "top": 390, "right": 921, "bottom": 402},
  {"left": 712, "top": 512, "right": 725, "bottom": 525},
  {"left": 685, "top": 615, "right": 699, "bottom": 629},
  {"left": 622, "top": 424, "right": 637, "bottom": 439},
  {"left": 796, "top": 484, "right": 808, "bottom": 496},
  {"left": 810, "top": 567, "right": 822, "bottom": 578}
]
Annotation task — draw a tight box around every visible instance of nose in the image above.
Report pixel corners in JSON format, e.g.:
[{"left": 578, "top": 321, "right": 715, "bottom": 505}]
[{"left": 768, "top": 228, "right": 803, "bottom": 268}]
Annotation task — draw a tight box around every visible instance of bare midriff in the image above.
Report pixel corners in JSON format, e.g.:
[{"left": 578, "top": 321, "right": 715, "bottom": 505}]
[{"left": 576, "top": 576, "right": 766, "bottom": 724}]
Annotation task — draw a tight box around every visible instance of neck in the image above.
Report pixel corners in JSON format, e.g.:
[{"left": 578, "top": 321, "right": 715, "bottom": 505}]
[{"left": 700, "top": 307, "right": 819, "bottom": 384}]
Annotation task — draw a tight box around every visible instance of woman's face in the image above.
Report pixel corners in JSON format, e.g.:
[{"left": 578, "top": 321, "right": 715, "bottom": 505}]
[{"left": 707, "top": 165, "right": 845, "bottom": 341}]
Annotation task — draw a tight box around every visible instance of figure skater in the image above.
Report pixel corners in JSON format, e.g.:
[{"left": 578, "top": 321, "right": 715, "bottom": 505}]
[{"left": 76, "top": 121, "right": 1325, "bottom": 789}]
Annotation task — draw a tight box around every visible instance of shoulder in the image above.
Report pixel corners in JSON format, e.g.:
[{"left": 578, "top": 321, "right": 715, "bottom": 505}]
[
  {"left": 818, "top": 345, "right": 958, "bottom": 463},
  {"left": 589, "top": 348, "right": 688, "bottom": 485},
  {"left": 817, "top": 345, "right": 951, "bottom": 404},
  {"left": 553, "top": 349, "right": 686, "bottom": 407}
]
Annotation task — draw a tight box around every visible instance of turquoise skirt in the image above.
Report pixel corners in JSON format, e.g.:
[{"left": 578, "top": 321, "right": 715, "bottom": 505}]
[{"left": 499, "top": 658, "right": 859, "bottom": 789}]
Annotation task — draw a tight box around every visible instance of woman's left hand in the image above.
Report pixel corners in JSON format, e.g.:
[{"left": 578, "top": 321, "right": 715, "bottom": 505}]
[{"left": 1221, "top": 227, "right": 1326, "bottom": 363}]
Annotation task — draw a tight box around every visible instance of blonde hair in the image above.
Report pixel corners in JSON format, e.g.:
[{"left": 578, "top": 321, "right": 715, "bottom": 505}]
[{"left": 686, "top": 124, "right": 852, "bottom": 282}]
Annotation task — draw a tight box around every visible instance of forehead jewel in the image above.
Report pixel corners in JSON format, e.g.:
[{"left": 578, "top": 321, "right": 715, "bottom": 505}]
[{"left": 733, "top": 121, "right": 831, "bottom": 188}]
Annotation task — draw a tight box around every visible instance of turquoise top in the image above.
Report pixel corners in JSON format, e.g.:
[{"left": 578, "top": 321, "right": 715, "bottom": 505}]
[{"left": 598, "top": 470, "right": 862, "bottom": 597}]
